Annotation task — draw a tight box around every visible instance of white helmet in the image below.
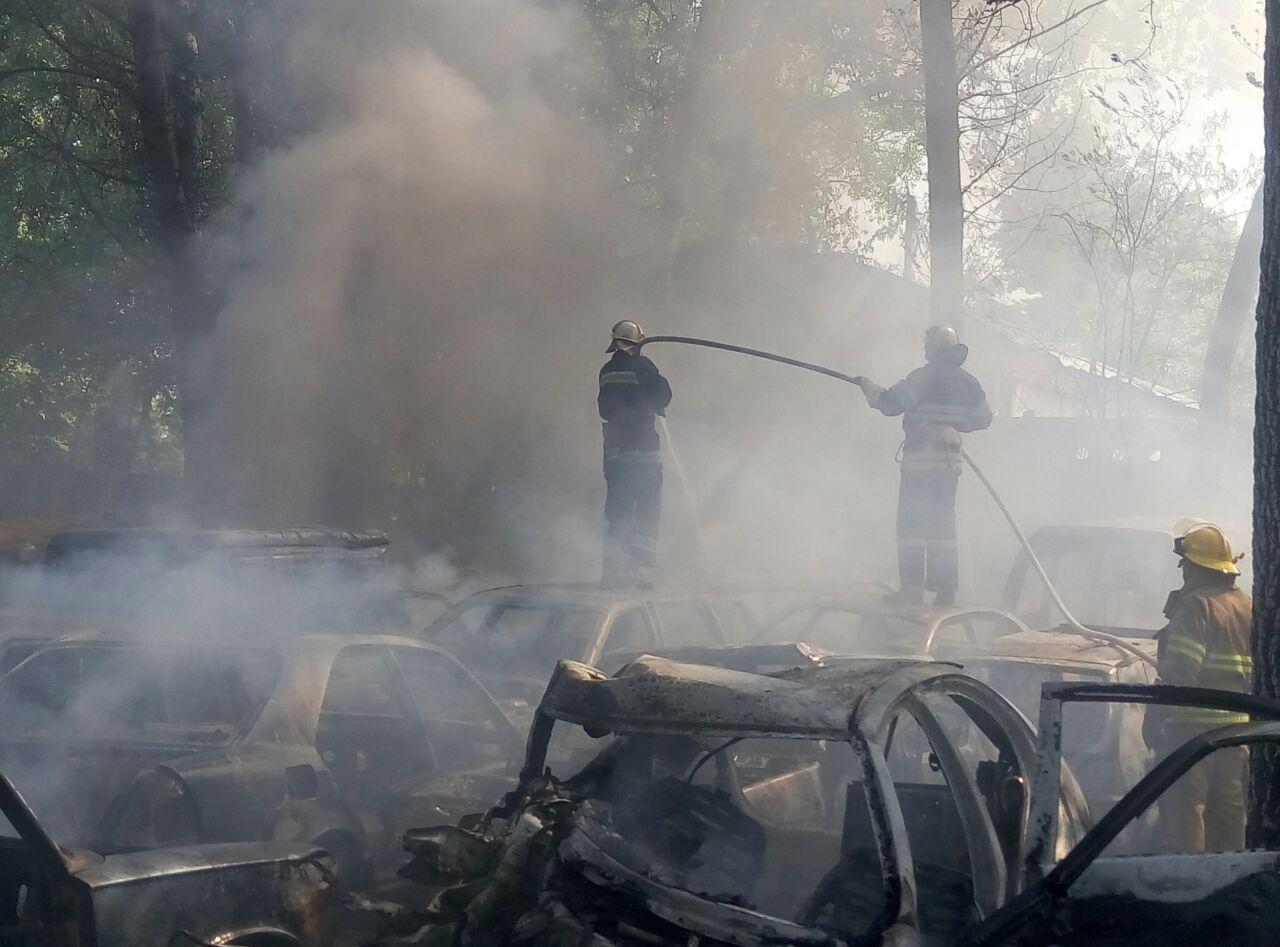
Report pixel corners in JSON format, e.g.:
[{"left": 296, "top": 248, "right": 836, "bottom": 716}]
[{"left": 607, "top": 320, "right": 644, "bottom": 353}]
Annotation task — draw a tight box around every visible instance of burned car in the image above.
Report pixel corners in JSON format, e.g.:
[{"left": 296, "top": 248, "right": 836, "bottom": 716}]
[
  {"left": 1000, "top": 519, "right": 1251, "bottom": 633},
  {"left": 931, "top": 630, "right": 1156, "bottom": 818},
  {"left": 757, "top": 592, "right": 1031, "bottom": 655},
  {"left": 0, "top": 633, "right": 522, "bottom": 889},
  {"left": 0, "top": 766, "right": 335, "bottom": 946},
  {"left": 41, "top": 526, "right": 392, "bottom": 569},
  {"left": 422, "top": 583, "right": 754, "bottom": 703},
  {"left": 388, "top": 655, "right": 1091, "bottom": 946},
  {"left": 758, "top": 595, "right": 1155, "bottom": 818},
  {"left": 967, "top": 682, "right": 1280, "bottom": 946}
]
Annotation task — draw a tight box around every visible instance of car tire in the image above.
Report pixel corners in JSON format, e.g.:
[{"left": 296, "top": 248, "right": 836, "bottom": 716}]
[{"left": 313, "top": 829, "right": 374, "bottom": 893}]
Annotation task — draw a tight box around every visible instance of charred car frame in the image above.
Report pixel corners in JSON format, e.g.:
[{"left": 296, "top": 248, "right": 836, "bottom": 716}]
[{"left": 392, "top": 655, "right": 1091, "bottom": 946}]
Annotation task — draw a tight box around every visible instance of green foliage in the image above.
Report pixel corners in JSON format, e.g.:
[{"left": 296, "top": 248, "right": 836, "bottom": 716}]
[{"left": 0, "top": 0, "right": 1262, "bottom": 485}]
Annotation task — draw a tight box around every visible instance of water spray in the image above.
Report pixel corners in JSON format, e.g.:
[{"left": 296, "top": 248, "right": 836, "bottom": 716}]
[
  {"left": 640, "top": 334, "right": 1156, "bottom": 668},
  {"left": 656, "top": 416, "right": 710, "bottom": 575}
]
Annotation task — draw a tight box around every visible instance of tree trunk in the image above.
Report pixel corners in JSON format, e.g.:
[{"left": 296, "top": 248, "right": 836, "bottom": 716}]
[
  {"left": 903, "top": 193, "right": 919, "bottom": 282},
  {"left": 919, "top": 0, "right": 964, "bottom": 329},
  {"left": 124, "top": 0, "right": 219, "bottom": 504},
  {"left": 657, "top": 0, "right": 722, "bottom": 272},
  {"left": 1248, "top": 0, "right": 1280, "bottom": 851},
  {"left": 1202, "top": 184, "right": 1264, "bottom": 426}
]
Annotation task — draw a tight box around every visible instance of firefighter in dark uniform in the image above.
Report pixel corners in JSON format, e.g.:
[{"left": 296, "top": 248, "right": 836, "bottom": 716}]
[
  {"left": 1144, "top": 522, "right": 1251, "bottom": 852},
  {"left": 598, "top": 320, "right": 672, "bottom": 588},
  {"left": 854, "top": 325, "right": 992, "bottom": 606}
]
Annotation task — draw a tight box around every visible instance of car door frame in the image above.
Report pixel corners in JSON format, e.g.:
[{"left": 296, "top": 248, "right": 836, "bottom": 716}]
[
  {"left": 851, "top": 666, "right": 1047, "bottom": 935},
  {"left": 588, "top": 603, "right": 659, "bottom": 665},
  {"left": 1022, "top": 682, "right": 1280, "bottom": 886},
  {"left": 924, "top": 609, "right": 1030, "bottom": 653},
  {"left": 386, "top": 644, "right": 523, "bottom": 761},
  {"left": 320, "top": 642, "right": 437, "bottom": 777}
]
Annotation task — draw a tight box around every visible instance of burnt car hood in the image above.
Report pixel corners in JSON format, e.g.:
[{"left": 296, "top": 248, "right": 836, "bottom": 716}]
[{"left": 72, "top": 840, "right": 331, "bottom": 887}]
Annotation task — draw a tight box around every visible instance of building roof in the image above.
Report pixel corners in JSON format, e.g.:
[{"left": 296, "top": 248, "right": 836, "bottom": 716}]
[{"left": 968, "top": 310, "right": 1199, "bottom": 414}]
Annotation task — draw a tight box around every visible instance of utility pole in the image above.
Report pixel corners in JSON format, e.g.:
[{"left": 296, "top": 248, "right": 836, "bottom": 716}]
[{"left": 919, "top": 0, "right": 964, "bottom": 329}]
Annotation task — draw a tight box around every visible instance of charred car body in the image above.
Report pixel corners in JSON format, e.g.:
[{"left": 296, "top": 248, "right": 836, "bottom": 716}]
[
  {"left": 967, "top": 683, "right": 1280, "bottom": 946},
  {"left": 0, "top": 633, "right": 521, "bottom": 889},
  {"left": 1000, "top": 519, "right": 1250, "bottom": 633},
  {"left": 0, "top": 767, "right": 335, "bottom": 946},
  {"left": 389, "top": 655, "right": 1090, "bottom": 946},
  {"left": 423, "top": 583, "right": 754, "bottom": 704},
  {"left": 930, "top": 630, "right": 1156, "bottom": 818},
  {"left": 757, "top": 593, "right": 1032, "bottom": 656},
  {"left": 757, "top": 595, "right": 1157, "bottom": 819}
]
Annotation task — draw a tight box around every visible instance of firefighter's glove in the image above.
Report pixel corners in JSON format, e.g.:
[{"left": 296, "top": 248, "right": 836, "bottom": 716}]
[
  {"left": 926, "top": 423, "right": 962, "bottom": 448},
  {"left": 856, "top": 379, "right": 884, "bottom": 407}
]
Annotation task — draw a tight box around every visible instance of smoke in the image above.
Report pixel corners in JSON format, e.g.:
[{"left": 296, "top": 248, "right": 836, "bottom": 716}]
[
  {"left": 195, "top": 0, "right": 638, "bottom": 575},
  {"left": 185, "top": 0, "right": 1246, "bottom": 599}
]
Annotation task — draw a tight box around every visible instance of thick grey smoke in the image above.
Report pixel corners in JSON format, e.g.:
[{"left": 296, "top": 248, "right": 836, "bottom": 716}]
[
  {"left": 191, "top": 0, "right": 904, "bottom": 585},
  {"left": 198, "top": 0, "right": 635, "bottom": 576},
  {"left": 191, "top": 0, "right": 1237, "bottom": 598}
]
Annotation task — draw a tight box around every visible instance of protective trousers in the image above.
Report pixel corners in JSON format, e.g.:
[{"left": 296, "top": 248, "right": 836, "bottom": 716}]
[
  {"left": 896, "top": 469, "right": 959, "bottom": 595},
  {"left": 603, "top": 450, "right": 662, "bottom": 587},
  {"left": 1155, "top": 742, "right": 1247, "bottom": 852}
]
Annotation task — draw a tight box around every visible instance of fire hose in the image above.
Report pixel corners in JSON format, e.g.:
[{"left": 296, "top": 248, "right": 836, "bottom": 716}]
[{"left": 639, "top": 334, "right": 1156, "bottom": 668}]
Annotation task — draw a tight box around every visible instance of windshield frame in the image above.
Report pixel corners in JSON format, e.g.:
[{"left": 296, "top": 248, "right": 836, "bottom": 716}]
[
  {"left": 426, "top": 601, "right": 607, "bottom": 671},
  {"left": 0, "top": 640, "right": 282, "bottom": 748}
]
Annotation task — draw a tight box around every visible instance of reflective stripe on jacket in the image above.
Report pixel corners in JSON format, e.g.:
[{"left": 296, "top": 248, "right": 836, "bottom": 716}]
[
  {"left": 1155, "top": 579, "right": 1253, "bottom": 727},
  {"left": 868, "top": 361, "right": 992, "bottom": 472},
  {"left": 598, "top": 351, "right": 672, "bottom": 453}
]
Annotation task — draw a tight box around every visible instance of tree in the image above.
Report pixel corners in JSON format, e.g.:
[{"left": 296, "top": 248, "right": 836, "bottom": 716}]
[
  {"left": 919, "top": 0, "right": 965, "bottom": 326},
  {"left": 1200, "top": 182, "right": 1262, "bottom": 486},
  {"left": 1248, "top": 0, "right": 1280, "bottom": 851}
]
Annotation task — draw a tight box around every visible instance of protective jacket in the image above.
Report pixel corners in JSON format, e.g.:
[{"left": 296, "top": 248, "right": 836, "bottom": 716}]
[
  {"left": 865, "top": 357, "right": 992, "bottom": 472},
  {"left": 598, "top": 352, "right": 672, "bottom": 455},
  {"left": 1153, "top": 570, "right": 1253, "bottom": 731}
]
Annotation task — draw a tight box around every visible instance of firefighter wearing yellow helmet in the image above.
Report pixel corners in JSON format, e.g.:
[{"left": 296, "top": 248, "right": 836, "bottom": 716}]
[
  {"left": 598, "top": 321, "right": 672, "bottom": 588},
  {"left": 853, "top": 324, "right": 992, "bottom": 606},
  {"left": 1145, "top": 521, "right": 1252, "bottom": 852}
]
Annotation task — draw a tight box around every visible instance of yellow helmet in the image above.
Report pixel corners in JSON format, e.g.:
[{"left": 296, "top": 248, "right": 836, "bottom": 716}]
[{"left": 1174, "top": 522, "right": 1242, "bottom": 575}]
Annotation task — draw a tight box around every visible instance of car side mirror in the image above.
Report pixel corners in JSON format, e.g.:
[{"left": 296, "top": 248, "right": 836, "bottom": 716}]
[{"left": 285, "top": 763, "right": 319, "bottom": 801}]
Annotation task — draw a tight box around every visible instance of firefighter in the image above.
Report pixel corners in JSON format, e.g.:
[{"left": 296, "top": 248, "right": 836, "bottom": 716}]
[
  {"left": 1145, "top": 522, "right": 1252, "bottom": 852},
  {"left": 598, "top": 320, "right": 672, "bottom": 588},
  {"left": 854, "top": 325, "right": 992, "bottom": 606}
]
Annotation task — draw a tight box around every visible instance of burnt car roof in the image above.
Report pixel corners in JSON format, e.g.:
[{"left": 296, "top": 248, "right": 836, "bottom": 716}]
[
  {"left": 537, "top": 654, "right": 962, "bottom": 740},
  {"left": 756, "top": 596, "right": 1032, "bottom": 652},
  {"left": 938, "top": 628, "right": 1157, "bottom": 669},
  {"left": 1, "top": 632, "right": 501, "bottom": 756},
  {"left": 11, "top": 630, "right": 446, "bottom": 657},
  {"left": 453, "top": 583, "right": 742, "bottom": 608},
  {"left": 766, "top": 592, "right": 1027, "bottom": 624},
  {"left": 42, "top": 527, "right": 389, "bottom": 564}
]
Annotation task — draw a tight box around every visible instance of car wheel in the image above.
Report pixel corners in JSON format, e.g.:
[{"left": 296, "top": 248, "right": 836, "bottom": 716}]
[{"left": 313, "top": 829, "right": 374, "bottom": 893}]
